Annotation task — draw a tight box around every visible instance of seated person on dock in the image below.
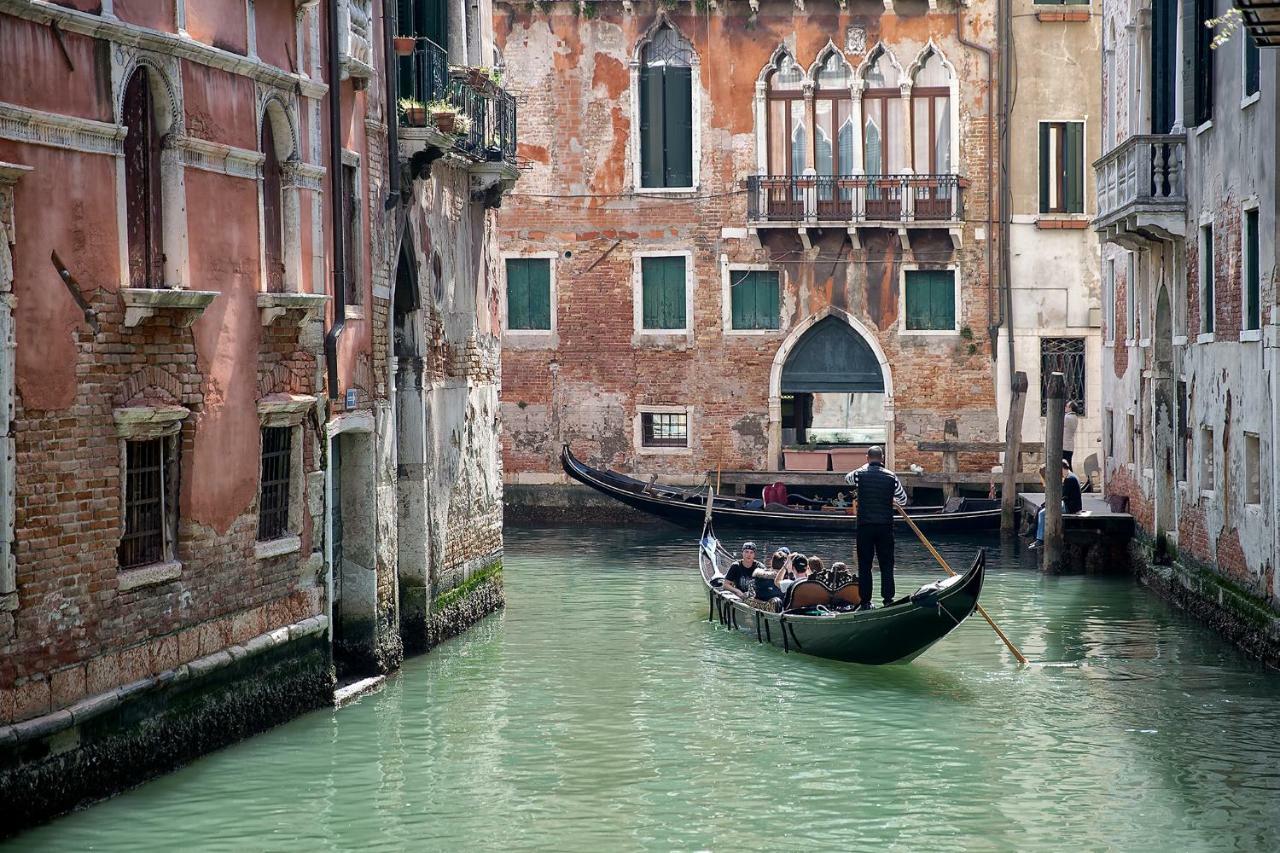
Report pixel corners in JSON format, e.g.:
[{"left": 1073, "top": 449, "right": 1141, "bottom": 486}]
[
  {"left": 719, "top": 542, "right": 759, "bottom": 593},
  {"left": 1030, "top": 461, "right": 1083, "bottom": 550}
]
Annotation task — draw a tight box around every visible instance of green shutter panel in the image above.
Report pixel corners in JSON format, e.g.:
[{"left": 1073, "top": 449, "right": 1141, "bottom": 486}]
[
  {"left": 905, "top": 273, "right": 928, "bottom": 330},
  {"left": 664, "top": 257, "right": 686, "bottom": 328},
  {"left": 643, "top": 258, "right": 686, "bottom": 329},
  {"left": 528, "top": 260, "right": 551, "bottom": 329},
  {"left": 1038, "top": 124, "right": 1051, "bottom": 214},
  {"left": 932, "top": 271, "right": 955, "bottom": 329},
  {"left": 762, "top": 272, "right": 779, "bottom": 329},
  {"left": 506, "top": 260, "right": 529, "bottom": 330},
  {"left": 1065, "top": 123, "right": 1084, "bottom": 214},
  {"left": 640, "top": 68, "right": 665, "bottom": 189},
  {"left": 642, "top": 259, "right": 661, "bottom": 328},
  {"left": 731, "top": 271, "right": 749, "bottom": 329},
  {"left": 663, "top": 67, "right": 694, "bottom": 188}
]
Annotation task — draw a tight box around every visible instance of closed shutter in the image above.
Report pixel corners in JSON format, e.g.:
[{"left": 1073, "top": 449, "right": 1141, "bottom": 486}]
[
  {"left": 1064, "top": 122, "right": 1084, "bottom": 214},
  {"left": 1246, "top": 209, "right": 1260, "bottom": 329},
  {"left": 1038, "top": 123, "right": 1051, "bottom": 214},
  {"left": 1151, "top": 0, "right": 1177, "bottom": 134},
  {"left": 906, "top": 271, "right": 955, "bottom": 330},
  {"left": 506, "top": 259, "right": 529, "bottom": 329},
  {"left": 931, "top": 271, "right": 956, "bottom": 328},
  {"left": 663, "top": 67, "right": 693, "bottom": 187},
  {"left": 527, "top": 260, "right": 551, "bottom": 329},
  {"left": 731, "top": 271, "right": 779, "bottom": 330},
  {"left": 642, "top": 257, "right": 685, "bottom": 329},
  {"left": 639, "top": 67, "right": 665, "bottom": 188}
]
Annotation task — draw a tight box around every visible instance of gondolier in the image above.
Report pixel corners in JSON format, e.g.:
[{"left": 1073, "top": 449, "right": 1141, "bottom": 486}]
[{"left": 844, "top": 446, "right": 908, "bottom": 609}]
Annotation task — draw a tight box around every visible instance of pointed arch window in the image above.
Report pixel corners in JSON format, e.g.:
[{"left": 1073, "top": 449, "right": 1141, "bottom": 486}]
[
  {"left": 122, "top": 68, "right": 165, "bottom": 289},
  {"left": 860, "top": 50, "right": 905, "bottom": 177},
  {"left": 639, "top": 24, "right": 695, "bottom": 189},
  {"left": 814, "top": 50, "right": 854, "bottom": 217},
  {"left": 911, "top": 49, "right": 952, "bottom": 175},
  {"left": 261, "top": 117, "right": 286, "bottom": 294},
  {"left": 766, "top": 52, "right": 807, "bottom": 179}
]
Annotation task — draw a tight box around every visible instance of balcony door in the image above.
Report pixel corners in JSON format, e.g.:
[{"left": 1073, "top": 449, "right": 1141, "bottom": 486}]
[
  {"left": 813, "top": 51, "right": 854, "bottom": 219},
  {"left": 398, "top": 0, "right": 448, "bottom": 103},
  {"left": 861, "top": 49, "right": 905, "bottom": 220},
  {"left": 1150, "top": 0, "right": 1177, "bottom": 134},
  {"left": 765, "top": 53, "right": 807, "bottom": 220},
  {"left": 911, "top": 49, "right": 953, "bottom": 220}
]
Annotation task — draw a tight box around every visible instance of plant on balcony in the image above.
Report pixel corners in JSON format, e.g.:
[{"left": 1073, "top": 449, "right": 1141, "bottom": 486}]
[
  {"left": 392, "top": 35, "right": 415, "bottom": 56},
  {"left": 451, "top": 113, "right": 473, "bottom": 138},
  {"left": 426, "top": 99, "right": 458, "bottom": 134},
  {"left": 398, "top": 98, "right": 427, "bottom": 127}
]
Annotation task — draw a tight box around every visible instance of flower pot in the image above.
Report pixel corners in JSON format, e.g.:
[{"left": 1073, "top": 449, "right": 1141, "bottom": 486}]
[
  {"left": 392, "top": 36, "right": 415, "bottom": 56},
  {"left": 432, "top": 111, "right": 456, "bottom": 134},
  {"left": 782, "top": 449, "right": 831, "bottom": 472},
  {"left": 403, "top": 106, "right": 426, "bottom": 126},
  {"left": 829, "top": 447, "right": 870, "bottom": 472},
  {"left": 484, "top": 146, "right": 504, "bottom": 162}
]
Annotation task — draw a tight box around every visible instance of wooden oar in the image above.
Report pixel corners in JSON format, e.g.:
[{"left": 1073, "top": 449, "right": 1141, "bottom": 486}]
[{"left": 896, "top": 504, "right": 1029, "bottom": 665}]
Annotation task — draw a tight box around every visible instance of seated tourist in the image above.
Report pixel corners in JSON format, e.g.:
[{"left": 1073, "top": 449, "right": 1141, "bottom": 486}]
[
  {"left": 749, "top": 549, "right": 789, "bottom": 603},
  {"left": 1030, "top": 461, "right": 1083, "bottom": 550},
  {"left": 720, "top": 542, "right": 759, "bottom": 594},
  {"left": 778, "top": 554, "right": 812, "bottom": 606}
]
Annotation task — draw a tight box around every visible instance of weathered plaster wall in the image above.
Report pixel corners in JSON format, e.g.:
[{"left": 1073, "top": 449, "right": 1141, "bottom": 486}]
[{"left": 496, "top": 1, "right": 1000, "bottom": 479}]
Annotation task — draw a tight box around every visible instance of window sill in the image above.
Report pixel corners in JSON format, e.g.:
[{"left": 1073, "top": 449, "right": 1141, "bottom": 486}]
[
  {"left": 344, "top": 305, "right": 366, "bottom": 321},
  {"left": 1103, "top": 339, "right": 1114, "bottom": 348},
  {"left": 1196, "top": 332, "right": 1216, "bottom": 344},
  {"left": 120, "top": 288, "right": 218, "bottom": 329},
  {"left": 637, "top": 445, "right": 693, "bottom": 456},
  {"left": 503, "top": 331, "right": 556, "bottom": 349},
  {"left": 634, "top": 186, "right": 699, "bottom": 196},
  {"left": 1240, "top": 329, "right": 1263, "bottom": 342},
  {"left": 1035, "top": 216, "right": 1091, "bottom": 229},
  {"left": 724, "top": 327, "right": 782, "bottom": 336},
  {"left": 255, "top": 535, "right": 301, "bottom": 560},
  {"left": 1242, "top": 92, "right": 1261, "bottom": 110},
  {"left": 118, "top": 560, "right": 182, "bottom": 591},
  {"left": 900, "top": 328, "right": 961, "bottom": 337},
  {"left": 1194, "top": 120, "right": 1214, "bottom": 137},
  {"left": 258, "top": 393, "right": 317, "bottom": 427},
  {"left": 1200, "top": 489, "right": 1216, "bottom": 501},
  {"left": 1172, "top": 335, "right": 1189, "bottom": 346},
  {"left": 1036, "top": 9, "right": 1092, "bottom": 22},
  {"left": 259, "top": 292, "right": 329, "bottom": 326},
  {"left": 1138, "top": 338, "right": 1150, "bottom": 348}
]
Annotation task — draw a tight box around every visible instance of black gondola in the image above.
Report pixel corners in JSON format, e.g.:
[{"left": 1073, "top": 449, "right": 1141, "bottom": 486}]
[
  {"left": 562, "top": 445, "right": 1001, "bottom": 532},
  {"left": 699, "top": 529, "right": 986, "bottom": 664}
]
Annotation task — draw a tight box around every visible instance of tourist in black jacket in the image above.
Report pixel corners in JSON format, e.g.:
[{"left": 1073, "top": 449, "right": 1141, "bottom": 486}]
[{"left": 844, "top": 446, "right": 908, "bottom": 608}]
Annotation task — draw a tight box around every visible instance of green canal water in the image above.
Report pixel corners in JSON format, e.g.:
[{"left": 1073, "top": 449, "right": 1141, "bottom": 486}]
[{"left": 12, "top": 525, "right": 1280, "bottom": 852}]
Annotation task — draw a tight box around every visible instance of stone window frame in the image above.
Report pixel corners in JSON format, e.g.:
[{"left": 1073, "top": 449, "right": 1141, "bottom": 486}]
[
  {"left": 897, "top": 263, "right": 962, "bottom": 337},
  {"left": 341, "top": 149, "right": 365, "bottom": 317},
  {"left": 255, "top": 394, "right": 316, "bottom": 560},
  {"left": 630, "top": 14, "right": 702, "bottom": 195},
  {"left": 1241, "top": 27, "right": 1262, "bottom": 109},
  {"left": 1197, "top": 214, "right": 1216, "bottom": 343},
  {"left": 257, "top": 93, "right": 304, "bottom": 296},
  {"left": 1199, "top": 424, "right": 1216, "bottom": 498},
  {"left": 1240, "top": 196, "right": 1263, "bottom": 341},
  {"left": 113, "top": 405, "right": 190, "bottom": 589},
  {"left": 1125, "top": 250, "right": 1138, "bottom": 344},
  {"left": 0, "top": 163, "right": 27, "bottom": 614},
  {"left": 1036, "top": 118, "right": 1087, "bottom": 217},
  {"left": 720, "top": 259, "right": 784, "bottom": 337},
  {"left": 1103, "top": 256, "right": 1117, "bottom": 346},
  {"left": 1243, "top": 431, "right": 1262, "bottom": 507},
  {"left": 500, "top": 251, "right": 558, "bottom": 348},
  {"left": 631, "top": 249, "right": 694, "bottom": 342},
  {"left": 635, "top": 404, "right": 693, "bottom": 457}
]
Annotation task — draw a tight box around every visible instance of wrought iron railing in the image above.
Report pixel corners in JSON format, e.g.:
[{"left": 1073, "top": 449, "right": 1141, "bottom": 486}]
[
  {"left": 399, "top": 37, "right": 518, "bottom": 166},
  {"left": 1093, "top": 134, "right": 1185, "bottom": 225},
  {"left": 745, "top": 174, "right": 964, "bottom": 224}
]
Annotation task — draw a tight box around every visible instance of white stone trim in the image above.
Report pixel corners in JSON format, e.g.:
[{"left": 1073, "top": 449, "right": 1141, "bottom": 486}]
[
  {"left": 0, "top": 0, "right": 328, "bottom": 100},
  {"left": 113, "top": 405, "right": 190, "bottom": 439},
  {"left": 281, "top": 161, "right": 326, "bottom": 192},
  {"left": 632, "top": 249, "right": 694, "bottom": 341},
  {"left": 500, "top": 251, "right": 558, "bottom": 347},
  {"left": 118, "top": 559, "right": 182, "bottom": 591},
  {"left": 634, "top": 404, "right": 694, "bottom": 456},
  {"left": 256, "top": 535, "right": 301, "bottom": 560},
  {"left": 0, "top": 103, "right": 127, "bottom": 156},
  {"left": 120, "top": 288, "right": 218, "bottom": 328},
  {"left": 720, "top": 257, "right": 784, "bottom": 336},
  {"left": 897, "top": 264, "right": 962, "bottom": 336},
  {"left": 629, "top": 13, "right": 701, "bottom": 193},
  {"left": 177, "top": 135, "right": 265, "bottom": 179}
]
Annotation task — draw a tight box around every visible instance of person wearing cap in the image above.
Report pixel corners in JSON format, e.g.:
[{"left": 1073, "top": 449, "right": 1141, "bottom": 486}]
[
  {"left": 720, "top": 541, "right": 759, "bottom": 594},
  {"left": 777, "top": 553, "right": 811, "bottom": 597},
  {"left": 843, "top": 445, "right": 908, "bottom": 608}
]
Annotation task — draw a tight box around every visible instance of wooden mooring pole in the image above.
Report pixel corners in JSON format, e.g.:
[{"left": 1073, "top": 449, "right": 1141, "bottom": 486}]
[
  {"left": 1001, "top": 371, "right": 1029, "bottom": 534},
  {"left": 1044, "top": 372, "right": 1066, "bottom": 570}
]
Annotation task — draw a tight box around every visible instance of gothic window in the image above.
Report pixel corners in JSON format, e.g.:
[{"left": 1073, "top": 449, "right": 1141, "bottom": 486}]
[
  {"left": 860, "top": 48, "right": 904, "bottom": 177},
  {"left": 639, "top": 24, "right": 695, "bottom": 189},
  {"left": 814, "top": 50, "right": 854, "bottom": 179},
  {"left": 261, "top": 117, "right": 285, "bottom": 293},
  {"left": 911, "top": 49, "right": 952, "bottom": 175},
  {"left": 766, "top": 52, "right": 807, "bottom": 178},
  {"left": 122, "top": 68, "right": 164, "bottom": 289}
]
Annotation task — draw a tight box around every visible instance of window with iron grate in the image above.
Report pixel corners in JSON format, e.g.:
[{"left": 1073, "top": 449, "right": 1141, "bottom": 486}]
[
  {"left": 120, "top": 437, "right": 175, "bottom": 568},
  {"left": 642, "top": 412, "right": 688, "bottom": 448},
  {"left": 258, "top": 426, "right": 293, "bottom": 541},
  {"left": 1040, "top": 338, "right": 1086, "bottom": 415}
]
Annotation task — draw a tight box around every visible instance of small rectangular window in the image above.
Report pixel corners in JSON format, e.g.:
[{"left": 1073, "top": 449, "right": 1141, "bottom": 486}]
[
  {"left": 1200, "top": 426, "right": 1215, "bottom": 489},
  {"left": 506, "top": 258, "right": 553, "bottom": 331},
  {"left": 1040, "top": 338, "right": 1086, "bottom": 415},
  {"left": 1104, "top": 258, "right": 1116, "bottom": 342},
  {"left": 640, "top": 256, "right": 687, "bottom": 330},
  {"left": 1244, "top": 31, "right": 1261, "bottom": 99},
  {"left": 1103, "top": 409, "right": 1114, "bottom": 458},
  {"left": 1127, "top": 414, "right": 1136, "bottom": 464},
  {"left": 641, "top": 411, "right": 688, "bottom": 448},
  {"left": 342, "top": 163, "right": 362, "bottom": 306},
  {"left": 1176, "top": 380, "right": 1189, "bottom": 481},
  {"left": 1039, "top": 121, "right": 1084, "bottom": 214},
  {"left": 904, "top": 269, "right": 956, "bottom": 331},
  {"left": 1245, "top": 433, "right": 1261, "bottom": 505},
  {"left": 1194, "top": 0, "right": 1215, "bottom": 124},
  {"left": 1200, "top": 224, "right": 1215, "bottom": 334},
  {"left": 258, "top": 426, "right": 293, "bottom": 541},
  {"left": 730, "top": 270, "right": 780, "bottom": 330},
  {"left": 1126, "top": 253, "right": 1137, "bottom": 339},
  {"left": 120, "top": 437, "right": 174, "bottom": 568},
  {"left": 1245, "top": 208, "right": 1260, "bottom": 331}
]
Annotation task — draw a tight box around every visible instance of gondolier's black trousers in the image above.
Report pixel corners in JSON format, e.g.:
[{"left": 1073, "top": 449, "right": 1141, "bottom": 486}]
[{"left": 856, "top": 523, "right": 895, "bottom": 605}]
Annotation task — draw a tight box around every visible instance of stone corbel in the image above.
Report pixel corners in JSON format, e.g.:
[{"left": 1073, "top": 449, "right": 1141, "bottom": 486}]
[
  {"left": 622, "top": 0, "right": 633, "bottom": 13},
  {"left": 114, "top": 404, "right": 190, "bottom": 439},
  {"left": 883, "top": 0, "right": 894, "bottom": 11},
  {"left": 258, "top": 291, "right": 329, "bottom": 326},
  {"left": 258, "top": 393, "right": 317, "bottom": 427},
  {"left": 120, "top": 288, "right": 218, "bottom": 328}
]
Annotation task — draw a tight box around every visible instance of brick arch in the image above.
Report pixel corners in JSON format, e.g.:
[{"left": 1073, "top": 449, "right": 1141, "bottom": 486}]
[
  {"left": 257, "top": 363, "right": 309, "bottom": 397},
  {"left": 115, "top": 365, "right": 182, "bottom": 406}
]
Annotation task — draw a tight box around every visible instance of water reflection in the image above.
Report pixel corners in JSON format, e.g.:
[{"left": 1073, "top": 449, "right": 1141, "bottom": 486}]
[{"left": 10, "top": 524, "right": 1280, "bottom": 852}]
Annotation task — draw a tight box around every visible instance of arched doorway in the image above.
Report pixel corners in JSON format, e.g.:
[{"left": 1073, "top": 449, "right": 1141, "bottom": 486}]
[
  {"left": 1153, "top": 282, "right": 1176, "bottom": 551},
  {"left": 769, "top": 311, "right": 893, "bottom": 467}
]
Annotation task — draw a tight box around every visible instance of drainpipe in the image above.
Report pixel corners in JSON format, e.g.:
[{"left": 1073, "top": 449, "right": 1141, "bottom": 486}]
[
  {"left": 384, "top": 0, "right": 401, "bottom": 207},
  {"left": 324, "top": 0, "right": 347, "bottom": 401}
]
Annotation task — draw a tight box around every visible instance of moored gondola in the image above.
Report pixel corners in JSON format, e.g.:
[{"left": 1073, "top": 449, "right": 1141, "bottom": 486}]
[
  {"left": 699, "top": 531, "right": 986, "bottom": 664},
  {"left": 563, "top": 445, "right": 1001, "bottom": 532}
]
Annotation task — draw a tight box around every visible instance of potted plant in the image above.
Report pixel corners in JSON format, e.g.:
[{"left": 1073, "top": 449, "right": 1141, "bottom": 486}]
[
  {"left": 484, "top": 133, "right": 504, "bottom": 161},
  {"left": 398, "top": 98, "right": 427, "bottom": 126},
  {"left": 427, "top": 100, "right": 457, "bottom": 134},
  {"left": 452, "top": 113, "right": 473, "bottom": 139},
  {"left": 392, "top": 35, "right": 415, "bottom": 56}
]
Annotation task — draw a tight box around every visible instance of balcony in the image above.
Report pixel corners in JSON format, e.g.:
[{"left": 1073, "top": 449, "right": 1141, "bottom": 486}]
[
  {"left": 746, "top": 174, "right": 964, "bottom": 245},
  {"left": 398, "top": 37, "right": 519, "bottom": 197},
  {"left": 1093, "top": 134, "right": 1186, "bottom": 248}
]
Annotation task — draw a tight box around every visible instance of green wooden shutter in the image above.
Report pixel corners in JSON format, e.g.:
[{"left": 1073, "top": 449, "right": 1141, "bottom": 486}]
[
  {"left": 905, "top": 272, "right": 929, "bottom": 330},
  {"left": 1065, "top": 122, "right": 1084, "bottom": 214},
  {"left": 1038, "top": 124, "right": 1051, "bottom": 214},
  {"left": 906, "top": 271, "right": 955, "bottom": 330},
  {"left": 527, "top": 260, "right": 551, "bottom": 329},
  {"left": 506, "top": 259, "right": 529, "bottom": 330},
  {"left": 639, "top": 68, "right": 665, "bottom": 188},
  {"left": 643, "top": 257, "right": 685, "bottom": 329},
  {"left": 731, "top": 271, "right": 779, "bottom": 330},
  {"left": 931, "top": 271, "right": 955, "bottom": 329},
  {"left": 663, "top": 67, "right": 693, "bottom": 187}
]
